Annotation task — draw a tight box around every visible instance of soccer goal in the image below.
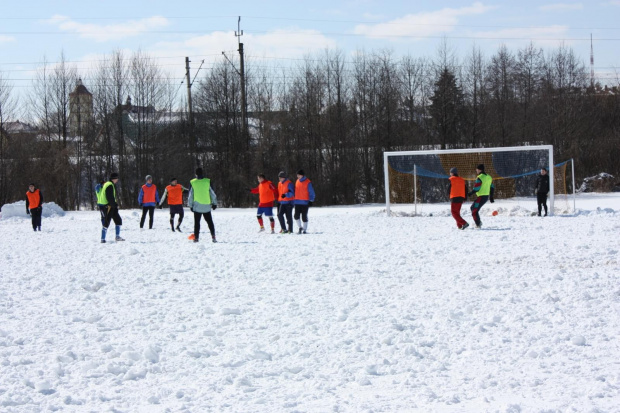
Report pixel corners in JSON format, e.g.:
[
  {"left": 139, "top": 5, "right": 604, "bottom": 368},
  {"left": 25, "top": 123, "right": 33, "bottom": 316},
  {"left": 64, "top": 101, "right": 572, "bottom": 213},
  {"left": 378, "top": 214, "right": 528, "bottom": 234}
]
[{"left": 383, "top": 145, "right": 570, "bottom": 216}]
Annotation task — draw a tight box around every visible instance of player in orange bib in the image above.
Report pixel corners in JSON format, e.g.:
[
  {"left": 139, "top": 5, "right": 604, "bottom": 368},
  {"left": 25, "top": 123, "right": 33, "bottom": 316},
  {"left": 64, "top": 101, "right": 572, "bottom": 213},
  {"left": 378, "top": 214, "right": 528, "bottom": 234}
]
[
  {"left": 249, "top": 174, "right": 279, "bottom": 233},
  {"left": 159, "top": 177, "right": 189, "bottom": 232},
  {"left": 293, "top": 169, "right": 316, "bottom": 234},
  {"left": 277, "top": 171, "right": 295, "bottom": 233},
  {"left": 138, "top": 175, "right": 160, "bottom": 229},
  {"left": 448, "top": 167, "right": 469, "bottom": 230},
  {"left": 25, "top": 183, "right": 43, "bottom": 231}
]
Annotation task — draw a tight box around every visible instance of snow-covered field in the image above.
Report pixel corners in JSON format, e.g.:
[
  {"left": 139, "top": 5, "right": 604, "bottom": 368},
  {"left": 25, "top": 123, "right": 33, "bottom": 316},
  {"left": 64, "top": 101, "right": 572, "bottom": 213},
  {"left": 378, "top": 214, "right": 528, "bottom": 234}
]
[{"left": 1, "top": 194, "right": 619, "bottom": 412}]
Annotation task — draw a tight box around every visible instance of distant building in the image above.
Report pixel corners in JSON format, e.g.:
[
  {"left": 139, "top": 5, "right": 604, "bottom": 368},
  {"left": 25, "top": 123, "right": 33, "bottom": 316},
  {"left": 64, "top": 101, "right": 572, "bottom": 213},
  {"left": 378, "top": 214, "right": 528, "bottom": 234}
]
[
  {"left": 69, "top": 79, "right": 93, "bottom": 136},
  {"left": 3, "top": 121, "right": 37, "bottom": 134}
]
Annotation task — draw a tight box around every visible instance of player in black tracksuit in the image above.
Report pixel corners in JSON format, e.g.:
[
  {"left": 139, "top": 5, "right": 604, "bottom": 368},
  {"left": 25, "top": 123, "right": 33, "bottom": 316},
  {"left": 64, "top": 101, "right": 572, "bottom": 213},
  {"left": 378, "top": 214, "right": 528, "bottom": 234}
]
[{"left": 535, "top": 167, "right": 550, "bottom": 216}]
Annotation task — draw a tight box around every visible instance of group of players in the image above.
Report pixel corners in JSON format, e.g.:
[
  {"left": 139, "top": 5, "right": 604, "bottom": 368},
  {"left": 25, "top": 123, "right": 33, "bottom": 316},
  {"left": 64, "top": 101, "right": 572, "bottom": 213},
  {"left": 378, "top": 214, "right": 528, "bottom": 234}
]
[
  {"left": 447, "top": 163, "right": 550, "bottom": 229},
  {"left": 91, "top": 168, "right": 315, "bottom": 243},
  {"left": 23, "top": 164, "right": 548, "bottom": 237}
]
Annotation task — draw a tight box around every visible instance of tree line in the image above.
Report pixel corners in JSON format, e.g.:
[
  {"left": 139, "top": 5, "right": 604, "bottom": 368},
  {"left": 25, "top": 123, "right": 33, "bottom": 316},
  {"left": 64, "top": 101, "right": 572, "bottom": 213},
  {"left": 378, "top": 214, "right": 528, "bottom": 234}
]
[{"left": 0, "top": 42, "right": 618, "bottom": 210}]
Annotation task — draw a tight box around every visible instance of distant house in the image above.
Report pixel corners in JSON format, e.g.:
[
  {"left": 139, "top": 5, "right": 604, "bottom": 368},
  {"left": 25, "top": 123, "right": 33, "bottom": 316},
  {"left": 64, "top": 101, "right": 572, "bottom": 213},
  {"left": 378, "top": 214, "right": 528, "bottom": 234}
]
[
  {"left": 111, "top": 96, "right": 183, "bottom": 145},
  {"left": 4, "top": 121, "right": 38, "bottom": 134}
]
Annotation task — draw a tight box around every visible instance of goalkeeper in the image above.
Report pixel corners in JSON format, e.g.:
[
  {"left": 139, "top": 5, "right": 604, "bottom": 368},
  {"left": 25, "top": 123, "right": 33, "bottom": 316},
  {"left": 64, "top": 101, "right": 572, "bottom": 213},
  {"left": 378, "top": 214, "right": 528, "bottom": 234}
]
[{"left": 468, "top": 164, "right": 495, "bottom": 229}]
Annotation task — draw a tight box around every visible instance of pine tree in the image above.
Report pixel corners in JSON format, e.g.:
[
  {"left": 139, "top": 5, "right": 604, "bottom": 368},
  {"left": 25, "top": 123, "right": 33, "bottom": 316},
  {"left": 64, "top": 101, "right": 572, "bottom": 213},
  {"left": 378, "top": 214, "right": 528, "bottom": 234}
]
[{"left": 429, "top": 68, "right": 464, "bottom": 149}]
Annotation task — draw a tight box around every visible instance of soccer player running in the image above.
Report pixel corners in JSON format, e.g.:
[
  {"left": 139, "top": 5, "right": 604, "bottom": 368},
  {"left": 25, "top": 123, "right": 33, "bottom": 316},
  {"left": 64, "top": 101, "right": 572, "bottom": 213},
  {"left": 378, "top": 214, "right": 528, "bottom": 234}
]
[
  {"left": 294, "top": 169, "right": 316, "bottom": 234},
  {"left": 25, "top": 183, "right": 43, "bottom": 231},
  {"left": 100, "top": 173, "right": 125, "bottom": 243},
  {"left": 448, "top": 167, "right": 469, "bottom": 230},
  {"left": 468, "top": 164, "right": 495, "bottom": 229},
  {"left": 535, "top": 167, "right": 550, "bottom": 216},
  {"left": 159, "top": 177, "right": 189, "bottom": 231},
  {"left": 249, "top": 174, "right": 279, "bottom": 233},
  {"left": 188, "top": 168, "right": 217, "bottom": 243},
  {"left": 138, "top": 175, "right": 160, "bottom": 229},
  {"left": 95, "top": 178, "right": 106, "bottom": 226},
  {"left": 276, "top": 171, "right": 295, "bottom": 233}
]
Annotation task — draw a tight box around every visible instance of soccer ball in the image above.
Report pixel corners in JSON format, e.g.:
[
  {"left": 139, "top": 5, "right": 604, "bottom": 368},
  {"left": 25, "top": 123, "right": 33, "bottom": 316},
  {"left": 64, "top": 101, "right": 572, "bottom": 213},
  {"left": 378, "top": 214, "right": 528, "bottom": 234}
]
[{"left": 492, "top": 210, "right": 498, "bottom": 216}]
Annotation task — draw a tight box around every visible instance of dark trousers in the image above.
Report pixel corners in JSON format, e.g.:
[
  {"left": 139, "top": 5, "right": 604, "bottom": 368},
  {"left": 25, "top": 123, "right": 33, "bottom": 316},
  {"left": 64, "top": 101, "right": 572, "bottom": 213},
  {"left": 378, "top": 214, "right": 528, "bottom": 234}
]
[
  {"left": 169, "top": 205, "right": 184, "bottom": 228},
  {"left": 193, "top": 211, "right": 215, "bottom": 239},
  {"left": 98, "top": 205, "right": 107, "bottom": 226},
  {"left": 30, "top": 207, "right": 42, "bottom": 230},
  {"left": 277, "top": 204, "right": 294, "bottom": 231},
  {"left": 470, "top": 196, "right": 489, "bottom": 226},
  {"left": 450, "top": 201, "right": 467, "bottom": 228},
  {"left": 104, "top": 206, "right": 122, "bottom": 228},
  {"left": 140, "top": 206, "right": 155, "bottom": 229},
  {"left": 294, "top": 204, "right": 309, "bottom": 222},
  {"left": 537, "top": 193, "right": 548, "bottom": 215}
]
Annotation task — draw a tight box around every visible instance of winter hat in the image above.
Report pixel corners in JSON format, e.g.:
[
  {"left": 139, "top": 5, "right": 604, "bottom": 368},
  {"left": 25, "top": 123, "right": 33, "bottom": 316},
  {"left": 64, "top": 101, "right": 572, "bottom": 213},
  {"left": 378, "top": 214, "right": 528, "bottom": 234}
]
[
  {"left": 297, "top": 169, "right": 305, "bottom": 176},
  {"left": 449, "top": 167, "right": 458, "bottom": 175},
  {"left": 110, "top": 172, "right": 119, "bottom": 180},
  {"left": 145, "top": 175, "right": 153, "bottom": 182},
  {"left": 195, "top": 167, "right": 204, "bottom": 178},
  {"left": 476, "top": 164, "right": 485, "bottom": 172},
  {"left": 278, "top": 171, "right": 287, "bottom": 178}
]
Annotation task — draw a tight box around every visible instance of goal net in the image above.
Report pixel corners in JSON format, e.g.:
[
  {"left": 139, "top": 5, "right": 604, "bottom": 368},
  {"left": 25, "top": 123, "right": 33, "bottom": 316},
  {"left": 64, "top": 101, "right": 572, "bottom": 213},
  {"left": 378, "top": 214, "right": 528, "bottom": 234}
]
[{"left": 384, "top": 145, "right": 573, "bottom": 216}]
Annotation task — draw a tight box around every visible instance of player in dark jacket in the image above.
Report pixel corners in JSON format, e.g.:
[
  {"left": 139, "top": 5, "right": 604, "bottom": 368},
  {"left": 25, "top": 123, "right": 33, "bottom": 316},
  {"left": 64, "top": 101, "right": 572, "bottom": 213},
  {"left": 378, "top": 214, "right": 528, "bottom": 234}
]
[{"left": 535, "top": 167, "right": 550, "bottom": 216}]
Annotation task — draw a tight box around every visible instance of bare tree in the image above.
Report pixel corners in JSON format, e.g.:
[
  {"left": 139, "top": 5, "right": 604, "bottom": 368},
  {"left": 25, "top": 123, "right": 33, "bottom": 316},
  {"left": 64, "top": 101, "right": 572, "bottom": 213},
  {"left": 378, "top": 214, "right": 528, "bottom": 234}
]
[
  {"left": 0, "top": 72, "right": 18, "bottom": 205},
  {"left": 463, "top": 45, "right": 487, "bottom": 146},
  {"left": 28, "top": 52, "right": 79, "bottom": 210},
  {"left": 514, "top": 43, "right": 544, "bottom": 142},
  {"left": 486, "top": 45, "right": 517, "bottom": 146}
]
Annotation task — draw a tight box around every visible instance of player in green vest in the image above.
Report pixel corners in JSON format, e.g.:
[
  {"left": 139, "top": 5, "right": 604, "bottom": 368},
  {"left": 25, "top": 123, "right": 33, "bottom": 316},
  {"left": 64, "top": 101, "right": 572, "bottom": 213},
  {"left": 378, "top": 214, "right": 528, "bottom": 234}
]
[
  {"left": 468, "top": 164, "right": 495, "bottom": 229},
  {"left": 95, "top": 179, "right": 106, "bottom": 226},
  {"left": 188, "top": 167, "right": 218, "bottom": 243},
  {"left": 100, "top": 172, "right": 125, "bottom": 243}
]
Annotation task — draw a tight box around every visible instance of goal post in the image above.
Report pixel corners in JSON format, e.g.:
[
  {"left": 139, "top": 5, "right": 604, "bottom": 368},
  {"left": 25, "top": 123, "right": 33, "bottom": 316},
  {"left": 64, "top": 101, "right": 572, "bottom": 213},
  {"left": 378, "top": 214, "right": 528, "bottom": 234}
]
[{"left": 384, "top": 145, "right": 555, "bottom": 216}]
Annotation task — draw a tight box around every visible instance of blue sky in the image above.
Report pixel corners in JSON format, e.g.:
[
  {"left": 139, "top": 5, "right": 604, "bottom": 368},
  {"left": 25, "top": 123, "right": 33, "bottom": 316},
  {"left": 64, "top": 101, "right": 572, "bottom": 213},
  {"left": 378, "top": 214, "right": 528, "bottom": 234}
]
[{"left": 1, "top": 0, "right": 619, "bottom": 101}]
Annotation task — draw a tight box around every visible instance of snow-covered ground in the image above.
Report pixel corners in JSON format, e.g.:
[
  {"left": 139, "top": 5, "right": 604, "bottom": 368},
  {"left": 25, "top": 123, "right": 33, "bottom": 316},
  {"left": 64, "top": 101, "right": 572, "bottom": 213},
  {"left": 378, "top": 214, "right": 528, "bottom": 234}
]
[{"left": 1, "top": 193, "right": 619, "bottom": 412}]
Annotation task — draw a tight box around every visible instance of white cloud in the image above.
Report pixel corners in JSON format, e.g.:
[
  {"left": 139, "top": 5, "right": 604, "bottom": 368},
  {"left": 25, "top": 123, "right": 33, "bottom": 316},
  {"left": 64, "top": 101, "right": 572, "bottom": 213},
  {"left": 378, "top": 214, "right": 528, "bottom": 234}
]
[
  {"left": 0, "top": 35, "right": 16, "bottom": 44},
  {"left": 604, "top": 0, "right": 620, "bottom": 5},
  {"left": 362, "top": 13, "right": 386, "bottom": 20},
  {"left": 472, "top": 25, "right": 572, "bottom": 47},
  {"left": 153, "top": 28, "right": 337, "bottom": 60},
  {"left": 353, "top": 2, "right": 495, "bottom": 40},
  {"left": 538, "top": 3, "right": 583, "bottom": 11},
  {"left": 48, "top": 15, "right": 170, "bottom": 42}
]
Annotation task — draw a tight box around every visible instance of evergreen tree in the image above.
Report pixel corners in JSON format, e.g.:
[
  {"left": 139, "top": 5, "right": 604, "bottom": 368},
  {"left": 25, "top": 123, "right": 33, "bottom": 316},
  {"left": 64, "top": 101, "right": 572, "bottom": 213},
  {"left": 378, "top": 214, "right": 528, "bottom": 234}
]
[{"left": 429, "top": 68, "right": 464, "bottom": 149}]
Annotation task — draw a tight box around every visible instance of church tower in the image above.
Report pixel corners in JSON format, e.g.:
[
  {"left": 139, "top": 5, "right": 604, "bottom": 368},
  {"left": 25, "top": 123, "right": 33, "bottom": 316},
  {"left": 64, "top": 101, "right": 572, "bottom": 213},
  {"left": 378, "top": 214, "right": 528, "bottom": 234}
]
[{"left": 69, "top": 78, "right": 93, "bottom": 137}]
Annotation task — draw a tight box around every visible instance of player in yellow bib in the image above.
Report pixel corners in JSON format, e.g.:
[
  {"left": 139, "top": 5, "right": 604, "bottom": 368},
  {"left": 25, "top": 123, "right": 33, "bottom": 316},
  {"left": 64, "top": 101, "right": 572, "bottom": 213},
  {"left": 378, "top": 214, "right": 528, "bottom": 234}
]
[
  {"left": 468, "top": 164, "right": 495, "bottom": 229},
  {"left": 188, "top": 168, "right": 218, "bottom": 243}
]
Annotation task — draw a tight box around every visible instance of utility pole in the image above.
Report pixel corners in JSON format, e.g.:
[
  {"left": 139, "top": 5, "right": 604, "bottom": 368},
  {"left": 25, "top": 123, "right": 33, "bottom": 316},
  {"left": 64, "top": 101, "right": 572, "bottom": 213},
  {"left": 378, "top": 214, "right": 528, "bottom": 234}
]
[
  {"left": 235, "top": 16, "right": 248, "bottom": 138},
  {"left": 185, "top": 57, "right": 196, "bottom": 158},
  {"left": 590, "top": 33, "right": 594, "bottom": 89}
]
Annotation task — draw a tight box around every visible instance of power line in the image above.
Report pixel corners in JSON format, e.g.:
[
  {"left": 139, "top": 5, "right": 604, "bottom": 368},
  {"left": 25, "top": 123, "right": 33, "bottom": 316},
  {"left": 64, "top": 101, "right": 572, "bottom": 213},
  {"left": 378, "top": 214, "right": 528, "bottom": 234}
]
[
  {"left": 2, "top": 28, "right": 620, "bottom": 41},
  {"left": 0, "top": 15, "right": 619, "bottom": 31},
  {"left": 0, "top": 53, "right": 229, "bottom": 66}
]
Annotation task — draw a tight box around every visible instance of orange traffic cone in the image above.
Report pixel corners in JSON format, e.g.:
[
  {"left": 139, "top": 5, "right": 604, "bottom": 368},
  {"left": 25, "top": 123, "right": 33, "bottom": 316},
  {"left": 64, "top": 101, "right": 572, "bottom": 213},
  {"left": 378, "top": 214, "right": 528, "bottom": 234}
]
[{"left": 188, "top": 234, "right": 195, "bottom": 240}]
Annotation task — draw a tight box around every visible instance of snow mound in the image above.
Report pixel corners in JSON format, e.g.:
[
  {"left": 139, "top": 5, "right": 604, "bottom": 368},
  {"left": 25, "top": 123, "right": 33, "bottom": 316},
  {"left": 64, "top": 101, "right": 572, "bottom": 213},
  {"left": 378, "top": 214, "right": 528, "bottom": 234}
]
[
  {"left": 577, "top": 172, "right": 617, "bottom": 193},
  {"left": 0, "top": 201, "right": 65, "bottom": 220}
]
